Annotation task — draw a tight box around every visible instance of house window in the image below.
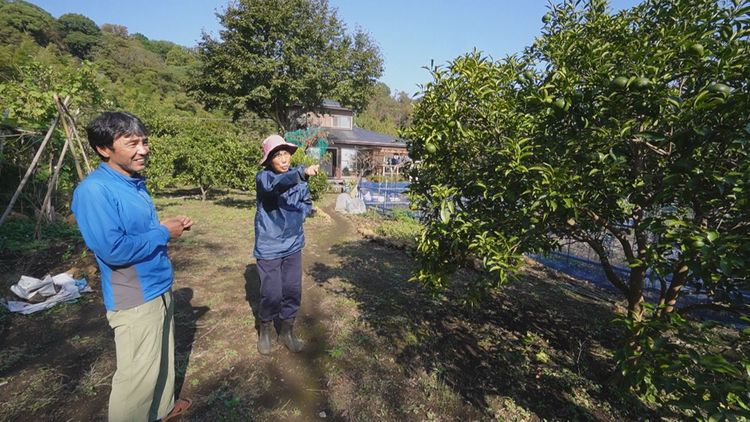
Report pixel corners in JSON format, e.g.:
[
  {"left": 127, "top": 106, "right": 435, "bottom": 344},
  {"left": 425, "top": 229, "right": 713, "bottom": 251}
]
[
  {"left": 332, "top": 114, "right": 351, "bottom": 129},
  {"left": 340, "top": 148, "right": 358, "bottom": 174}
]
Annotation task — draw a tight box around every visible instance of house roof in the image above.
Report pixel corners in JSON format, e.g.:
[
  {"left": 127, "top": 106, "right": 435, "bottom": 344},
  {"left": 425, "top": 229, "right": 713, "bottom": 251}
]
[
  {"left": 321, "top": 99, "right": 350, "bottom": 112},
  {"left": 327, "top": 127, "right": 407, "bottom": 148}
]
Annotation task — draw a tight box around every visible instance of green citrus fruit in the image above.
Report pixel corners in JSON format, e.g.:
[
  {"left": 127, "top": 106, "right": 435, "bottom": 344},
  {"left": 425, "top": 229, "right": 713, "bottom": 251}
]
[
  {"left": 523, "top": 70, "right": 535, "bottom": 80},
  {"left": 611, "top": 76, "right": 628, "bottom": 90},
  {"left": 687, "top": 42, "right": 704, "bottom": 57},
  {"left": 633, "top": 77, "right": 651, "bottom": 90},
  {"left": 692, "top": 239, "right": 705, "bottom": 248},
  {"left": 707, "top": 83, "right": 730, "bottom": 95},
  {"left": 542, "top": 13, "right": 552, "bottom": 24},
  {"left": 553, "top": 98, "right": 567, "bottom": 110},
  {"left": 425, "top": 143, "right": 437, "bottom": 154}
]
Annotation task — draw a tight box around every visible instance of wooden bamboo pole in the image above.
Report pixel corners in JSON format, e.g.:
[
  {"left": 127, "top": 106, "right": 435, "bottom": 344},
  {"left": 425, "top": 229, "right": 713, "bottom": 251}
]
[
  {"left": 36, "top": 133, "right": 71, "bottom": 237},
  {"left": 58, "top": 99, "right": 91, "bottom": 173},
  {"left": 0, "top": 97, "right": 69, "bottom": 227},
  {"left": 54, "top": 95, "right": 83, "bottom": 180},
  {"left": 69, "top": 115, "right": 91, "bottom": 173}
]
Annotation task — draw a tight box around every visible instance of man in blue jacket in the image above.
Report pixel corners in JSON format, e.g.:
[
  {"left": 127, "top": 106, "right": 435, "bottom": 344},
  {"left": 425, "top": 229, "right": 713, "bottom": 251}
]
[{"left": 72, "top": 111, "right": 192, "bottom": 421}]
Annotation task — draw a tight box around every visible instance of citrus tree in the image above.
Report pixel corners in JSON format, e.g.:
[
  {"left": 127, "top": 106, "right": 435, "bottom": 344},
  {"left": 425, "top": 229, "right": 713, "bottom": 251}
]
[
  {"left": 146, "top": 118, "right": 261, "bottom": 200},
  {"left": 406, "top": 0, "right": 749, "bottom": 320},
  {"left": 405, "top": 0, "right": 750, "bottom": 416}
]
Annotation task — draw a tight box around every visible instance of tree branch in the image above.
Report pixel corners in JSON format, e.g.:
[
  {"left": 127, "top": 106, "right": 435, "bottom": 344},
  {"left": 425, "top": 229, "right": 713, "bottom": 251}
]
[
  {"left": 585, "top": 209, "right": 636, "bottom": 263},
  {"left": 631, "top": 137, "right": 670, "bottom": 156}
]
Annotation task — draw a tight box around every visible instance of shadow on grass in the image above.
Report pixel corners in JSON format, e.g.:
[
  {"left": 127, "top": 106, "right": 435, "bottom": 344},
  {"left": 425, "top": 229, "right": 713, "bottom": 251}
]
[
  {"left": 173, "top": 287, "right": 209, "bottom": 398},
  {"left": 307, "top": 239, "right": 649, "bottom": 421},
  {"left": 214, "top": 197, "right": 256, "bottom": 210},
  {"left": 153, "top": 187, "right": 204, "bottom": 199}
]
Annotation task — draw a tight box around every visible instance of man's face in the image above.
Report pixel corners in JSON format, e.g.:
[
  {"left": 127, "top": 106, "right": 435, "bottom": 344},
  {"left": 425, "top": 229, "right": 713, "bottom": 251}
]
[
  {"left": 270, "top": 149, "right": 291, "bottom": 173},
  {"left": 97, "top": 134, "right": 150, "bottom": 177}
]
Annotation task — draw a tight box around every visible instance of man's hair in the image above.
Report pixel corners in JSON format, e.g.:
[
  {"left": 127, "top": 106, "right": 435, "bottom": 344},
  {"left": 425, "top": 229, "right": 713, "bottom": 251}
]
[{"left": 86, "top": 112, "right": 148, "bottom": 159}]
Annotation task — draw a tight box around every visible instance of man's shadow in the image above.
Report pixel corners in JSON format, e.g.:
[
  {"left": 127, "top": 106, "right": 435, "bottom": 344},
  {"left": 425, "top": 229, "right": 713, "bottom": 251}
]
[
  {"left": 173, "top": 287, "right": 209, "bottom": 396},
  {"left": 244, "top": 264, "right": 261, "bottom": 332}
]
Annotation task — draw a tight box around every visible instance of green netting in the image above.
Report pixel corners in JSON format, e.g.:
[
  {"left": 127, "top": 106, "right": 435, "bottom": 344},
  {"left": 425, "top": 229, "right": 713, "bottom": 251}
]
[{"left": 284, "top": 127, "right": 329, "bottom": 160}]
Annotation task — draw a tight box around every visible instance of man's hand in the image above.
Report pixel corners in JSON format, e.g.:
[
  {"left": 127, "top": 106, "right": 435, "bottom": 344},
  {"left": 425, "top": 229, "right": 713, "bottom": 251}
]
[
  {"left": 178, "top": 215, "right": 194, "bottom": 231},
  {"left": 161, "top": 215, "right": 193, "bottom": 239},
  {"left": 304, "top": 164, "right": 320, "bottom": 178}
]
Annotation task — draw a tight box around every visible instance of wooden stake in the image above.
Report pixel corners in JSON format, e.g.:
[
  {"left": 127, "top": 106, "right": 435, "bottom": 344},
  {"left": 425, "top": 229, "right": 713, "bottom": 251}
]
[
  {"left": 58, "top": 99, "right": 91, "bottom": 173},
  {"left": 36, "top": 133, "right": 71, "bottom": 237},
  {"left": 54, "top": 95, "right": 83, "bottom": 180}
]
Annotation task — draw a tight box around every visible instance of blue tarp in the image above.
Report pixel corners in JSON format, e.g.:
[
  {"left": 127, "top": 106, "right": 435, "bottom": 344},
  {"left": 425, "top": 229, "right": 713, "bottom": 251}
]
[{"left": 357, "top": 181, "right": 410, "bottom": 212}]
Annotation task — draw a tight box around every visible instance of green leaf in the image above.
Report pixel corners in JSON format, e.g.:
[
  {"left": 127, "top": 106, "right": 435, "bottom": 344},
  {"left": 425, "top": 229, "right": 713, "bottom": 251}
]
[{"left": 440, "top": 204, "right": 451, "bottom": 224}]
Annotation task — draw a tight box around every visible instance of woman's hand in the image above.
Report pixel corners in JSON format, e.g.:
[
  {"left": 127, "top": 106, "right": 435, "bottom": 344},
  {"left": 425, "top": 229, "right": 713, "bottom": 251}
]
[{"left": 304, "top": 164, "right": 320, "bottom": 177}]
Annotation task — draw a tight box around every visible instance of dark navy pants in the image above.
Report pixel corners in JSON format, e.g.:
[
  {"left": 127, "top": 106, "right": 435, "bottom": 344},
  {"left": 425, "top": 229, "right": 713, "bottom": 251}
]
[{"left": 256, "top": 251, "right": 302, "bottom": 322}]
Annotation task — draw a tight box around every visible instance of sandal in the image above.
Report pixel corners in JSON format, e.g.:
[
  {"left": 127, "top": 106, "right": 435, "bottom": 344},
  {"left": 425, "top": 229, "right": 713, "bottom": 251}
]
[{"left": 162, "top": 398, "right": 192, "bottom": 421}]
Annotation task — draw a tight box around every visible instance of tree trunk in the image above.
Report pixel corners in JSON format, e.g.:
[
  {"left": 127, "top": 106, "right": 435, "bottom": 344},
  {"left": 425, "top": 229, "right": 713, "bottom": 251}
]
[
  {"left": 627, "top": 266, "right": 647, "bottom": 321},
  {"left": 661, "top": 264, "right": 689, "bottom": 315},
  {"left": 627, "top": 293, "right": 645, "bottom": 322},
  {"left": 200, "top": 185, "right": 208, "bottom": 202}
]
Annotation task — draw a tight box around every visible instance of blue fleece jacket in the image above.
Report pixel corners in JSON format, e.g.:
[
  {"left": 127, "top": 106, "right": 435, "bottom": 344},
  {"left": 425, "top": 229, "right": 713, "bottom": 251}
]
[
  {"left": 254, "top": 166, "right": 313, "bottom": 260},
  {"left": 71, "top": 163, "right": 173, "bottom": 311}
]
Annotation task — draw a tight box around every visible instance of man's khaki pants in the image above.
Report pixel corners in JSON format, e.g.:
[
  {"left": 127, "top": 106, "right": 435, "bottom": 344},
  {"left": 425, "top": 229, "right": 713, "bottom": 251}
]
[{"left": 106, "top": 291, "right": 175, "bottom": 422}]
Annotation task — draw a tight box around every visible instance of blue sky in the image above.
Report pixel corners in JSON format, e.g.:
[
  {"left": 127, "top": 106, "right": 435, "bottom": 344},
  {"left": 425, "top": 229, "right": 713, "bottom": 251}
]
[{"left": 29, "top": 0, "right": 642, "bottom": 97}]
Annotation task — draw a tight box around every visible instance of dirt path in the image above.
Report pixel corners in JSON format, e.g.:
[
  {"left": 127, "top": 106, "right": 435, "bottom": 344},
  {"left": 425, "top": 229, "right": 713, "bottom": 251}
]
[
  {"left": 233, "top": 201, "right": 360, "bottom": 420},
  {"left": 164, "top": 194, "right": 363, "bottom": 421}
]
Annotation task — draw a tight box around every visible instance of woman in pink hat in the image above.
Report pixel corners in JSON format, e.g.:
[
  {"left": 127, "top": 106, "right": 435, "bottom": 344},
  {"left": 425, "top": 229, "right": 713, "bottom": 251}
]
[{"left": 253, "top": 134, "right": 320, "bottom": 355}]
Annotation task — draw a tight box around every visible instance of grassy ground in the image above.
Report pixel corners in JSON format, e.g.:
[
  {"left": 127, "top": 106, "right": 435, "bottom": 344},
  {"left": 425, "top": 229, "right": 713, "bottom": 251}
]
[{"left": 0, "top": 191, "right": 660, "bottom": 421}]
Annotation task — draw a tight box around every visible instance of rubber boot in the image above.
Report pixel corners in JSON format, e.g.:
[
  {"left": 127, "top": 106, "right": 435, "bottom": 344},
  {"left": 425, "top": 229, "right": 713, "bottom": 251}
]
[
  {"left": 257, "top": 321, "right": 273, "bottom": 355},
  {"left": 279, "top": 318, "right": 303, "bottom": 352}
]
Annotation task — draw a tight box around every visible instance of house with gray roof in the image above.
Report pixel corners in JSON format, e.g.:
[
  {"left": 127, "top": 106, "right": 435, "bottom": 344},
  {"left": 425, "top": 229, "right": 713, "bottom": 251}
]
[{"left": 303, "top": 100, "right": 408, "bottom": 179}]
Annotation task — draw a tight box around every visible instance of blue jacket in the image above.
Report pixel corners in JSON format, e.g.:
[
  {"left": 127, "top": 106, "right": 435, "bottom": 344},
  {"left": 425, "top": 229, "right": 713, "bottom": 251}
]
[
  {"left": 71, "top": 163, "right": 173, "bottom": 311},
  {"left": 254, "top": 166, "right": 313, "bottom": 260}
]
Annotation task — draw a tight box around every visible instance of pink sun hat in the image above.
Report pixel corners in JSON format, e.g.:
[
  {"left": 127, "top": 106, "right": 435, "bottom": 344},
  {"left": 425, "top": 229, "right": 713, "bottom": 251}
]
[{"left": 259, "top": 134, "right": 298, "bottom": 165}]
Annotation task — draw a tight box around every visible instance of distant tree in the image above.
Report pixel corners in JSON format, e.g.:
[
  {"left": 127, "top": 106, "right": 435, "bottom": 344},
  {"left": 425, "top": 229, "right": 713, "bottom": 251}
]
[
  {"left": 356, "top": 82, "right": 413, "bottom": 136},
  {"left": 101, "top": 23, "right": 128, "bottom": 38},
  {"left": 191, "top": 0, "right": 383, "bottom": 131},
  {"left": 57, "top": 13, "right": 101, "bottom": 59},
  {"left": 146, "top": 118, "right": 261, "bottom": 200},
  {"left": 129, "top": 33, "right": 174, "bottom": 59},
  {"left": 62, "top": 31, "right": 100, "bottom": 59},
  {"left": 165, "top": 45, "right": 194, "bottom": 66},
  {"left": 57, "top": 13, "right": 99, "bottom": 36},
  {"left": 0, "top": 0, "right": 58, "bottom": 46}
]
